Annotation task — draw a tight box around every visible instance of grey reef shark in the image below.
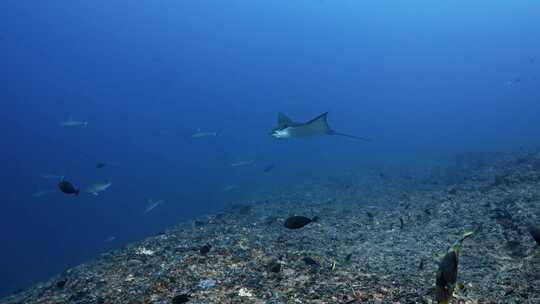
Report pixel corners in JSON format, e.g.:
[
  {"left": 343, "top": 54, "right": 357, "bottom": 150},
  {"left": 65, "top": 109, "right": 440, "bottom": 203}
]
[{"left": 270, "top": 112, "right": 370, "bottom": 141}]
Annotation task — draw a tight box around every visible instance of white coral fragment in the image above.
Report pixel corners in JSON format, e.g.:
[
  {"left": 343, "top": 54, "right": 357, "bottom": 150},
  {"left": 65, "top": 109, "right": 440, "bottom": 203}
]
[
  {"left": 238, "top": 287, "right": 254, "bottom": 298},
  {"left": 135, "top": 247, "right": 154, "bottom": 256}
]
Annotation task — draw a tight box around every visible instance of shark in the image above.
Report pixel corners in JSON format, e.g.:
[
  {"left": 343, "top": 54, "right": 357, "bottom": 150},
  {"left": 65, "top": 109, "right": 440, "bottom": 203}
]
[
  {"left": 60, "top": 116, "right": 88, "bottom": 127},
  {"left": 229, "top": 160, "right": 255, "bottom": 167},
  {"left": 86, "top": 181, "right": 112, "bottom": 196},
  {"left": 222, "top": 185, "right": 238, "bottom": 192},
  {"left": 191, "top": 129, "right": 218, "bottom": 138},
  {"left": 32, "top": 189, "right": 54, "bottom": 198},
  {"left": 40, "top": 174, "right": 63, "bottom": 180},
  {"left": 270, "top": 112, "right": 370, "bottom": 141},
  {"left": 144, "top": 199, "right": 164, "bottom": 213}
]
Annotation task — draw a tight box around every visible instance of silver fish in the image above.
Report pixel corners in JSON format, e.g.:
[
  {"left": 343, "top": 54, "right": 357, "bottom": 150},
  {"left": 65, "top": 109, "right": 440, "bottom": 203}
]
[
  {"left": 229, "top": 160, "right": 255, "bottom": 167},
  {"left": 191, "top": 129, "right": 218, "bottom": 138},
  {"left": 60, "top": 116, "right": 88, "bottom": 127},
  {"left": 86, "top": 181, "right": 112, "bottom": 196},
  {"left": 32, "top": 189, "right": 54, "bottom": 198},
  {"left": 144, "top": 199, "right": 164, "bottom": 213}
]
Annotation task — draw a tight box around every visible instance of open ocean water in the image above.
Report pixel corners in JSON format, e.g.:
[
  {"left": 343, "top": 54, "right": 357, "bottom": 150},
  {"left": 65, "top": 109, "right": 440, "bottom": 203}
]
[{"left": 1, "top": 0, "right": 539, "bottom": 302}]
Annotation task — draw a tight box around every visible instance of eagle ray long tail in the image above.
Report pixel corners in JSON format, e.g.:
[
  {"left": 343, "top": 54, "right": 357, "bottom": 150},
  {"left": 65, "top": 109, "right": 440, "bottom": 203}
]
[{"left": 331, "top": 132, "right": 371, "bottom": 141}]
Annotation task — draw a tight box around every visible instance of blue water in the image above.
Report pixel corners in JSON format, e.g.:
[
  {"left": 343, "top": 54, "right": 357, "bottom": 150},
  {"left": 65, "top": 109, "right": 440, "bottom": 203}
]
[{"left": 1, "top": 0, "right": 539, "bottom": 296}]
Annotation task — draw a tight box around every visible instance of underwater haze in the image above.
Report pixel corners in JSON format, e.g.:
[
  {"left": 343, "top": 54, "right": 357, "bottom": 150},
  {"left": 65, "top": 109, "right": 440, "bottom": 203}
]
[{"left": 1, "top": 0, "right": 539, "bottom": 297}]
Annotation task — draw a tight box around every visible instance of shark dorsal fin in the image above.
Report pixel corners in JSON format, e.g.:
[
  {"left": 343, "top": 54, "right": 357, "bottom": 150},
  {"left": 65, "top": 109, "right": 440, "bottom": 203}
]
[{"left": 278, "top": 112, "right": 294, "bottom": 127}]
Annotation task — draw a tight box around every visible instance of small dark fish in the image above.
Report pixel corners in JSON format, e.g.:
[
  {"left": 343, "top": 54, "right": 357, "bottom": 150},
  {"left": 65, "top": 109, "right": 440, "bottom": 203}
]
[
  {"left": 58, "top": 180, "right": 79, "bottom": 196},
  {"left": 284, "top": 216, "right": 318, "bottom": 229},
  {"left": 436, "top": 250, "right": 458, "bottom": 304},
  {"left": 435, "top": 232, "right": 472, "bottom": 304},
  {"left": 303, "top": 257, "right": 320, "bottom": 267},
  {"left": 345, "top": 253, "right": 353, "bottom": 262},
  {"left": 56, "top": 279, "right": 67, "bottom": 288},
  {"left": 267, "top": 260, "right": 281, "bottom": 273},
  {"left": 528, "top": 225, "right": 540, "bottom": 246},
  {"left": 171, "top": 294, "right": 191, "bottom": 304},
  {"left": 399, "top": 217, "right": 404, "bottom": 230},
  {"left": 199, "top": 243, "right": 212, "bottom": 255},
  {"left": 418, "top": 258, "right": 425, "bottom": 270},
  {"left": 263, "top": 164, "right": 275, "bottom": 173},
  {"left": 96, "top": 162, "right": 106, "bottom": 169}
]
